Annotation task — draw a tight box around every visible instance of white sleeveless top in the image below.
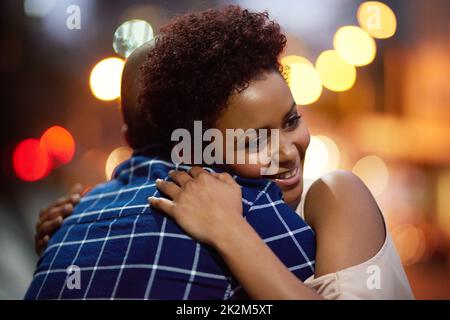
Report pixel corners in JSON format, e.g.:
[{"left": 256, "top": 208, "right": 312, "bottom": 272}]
[{"left": 296, "top": 178, "right": 415, "bottom": 300}]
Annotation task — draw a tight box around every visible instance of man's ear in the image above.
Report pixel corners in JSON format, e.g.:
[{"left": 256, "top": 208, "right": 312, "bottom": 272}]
[{"left": 122, "top": 124, "right": 132, "bottom": 147}]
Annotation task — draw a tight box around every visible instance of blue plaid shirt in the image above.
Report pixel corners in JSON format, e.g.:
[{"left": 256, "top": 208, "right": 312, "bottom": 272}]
[{"left": 25, "top": 155, "right": 315, "bottom": 300}]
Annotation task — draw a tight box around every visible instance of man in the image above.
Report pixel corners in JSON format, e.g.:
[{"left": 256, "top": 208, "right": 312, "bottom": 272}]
[{"left": 25, "top": 11, "right": 315, "bottom": 298}]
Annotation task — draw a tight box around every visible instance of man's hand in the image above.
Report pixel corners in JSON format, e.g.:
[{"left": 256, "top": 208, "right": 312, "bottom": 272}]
[{"left": 35, "top": 183, "right": 84, "bottom": 256}]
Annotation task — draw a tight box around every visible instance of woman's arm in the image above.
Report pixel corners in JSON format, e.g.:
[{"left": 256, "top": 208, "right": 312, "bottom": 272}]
[
  {"left": 148, "top": 167, "right": 322, "bottom": 299},
  {"left": 213, "top": 215, "right": 322, "bottom": 299}
]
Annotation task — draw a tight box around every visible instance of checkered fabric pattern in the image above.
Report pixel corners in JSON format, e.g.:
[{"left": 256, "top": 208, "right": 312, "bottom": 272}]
[{"left": 25, "top": 155, "right": 315, "bottom": 300}]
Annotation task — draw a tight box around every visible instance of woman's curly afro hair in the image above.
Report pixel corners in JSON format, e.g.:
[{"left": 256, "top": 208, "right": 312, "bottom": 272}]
[{"left": 138, "top": 5, "right": 287, "bottom": 150}]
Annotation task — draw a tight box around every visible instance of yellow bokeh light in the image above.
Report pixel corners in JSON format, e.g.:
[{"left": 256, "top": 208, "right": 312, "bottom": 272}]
[
  {"left": 281, "top": 55, "right": 313, "bottom": 67},
  {"left": 334, "top": 26, "right": 376, "bottom": 66},
  {"left": 105, "top": 146, "right": 132, "bottom": 180},
  {"left": 304, "top": 135, "right": 340, "bottom": 180},
  {"left": 317, "top": 135, "right": 340, "bottom": 172},
  {"left": 281, "top": 55, "right": 312, "bottom": 87},
  {"left": 352, "top": 155, "right": 389, "bottom": 196},
  {"left": 304, "top": 136, "right": 329, "bottom": 180},
  {"left": 90, "top": 57, "right": 125, "bottom": 101},
  {"left": 357, "top": 1, "right": 397, "bottom": 39},
  {"left": 391, "top": 224, "right": 426, "bottom": 266},
  {"left": 316, "top": 50, "right": 356, "bottom": 92},
  {"left": 288, "top": 62, "right": 322, "bottom": 105}
]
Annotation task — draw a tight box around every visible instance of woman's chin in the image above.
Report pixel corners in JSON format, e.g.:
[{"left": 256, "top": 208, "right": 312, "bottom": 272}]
[{"left": 278, "top": 180, "right": 303, "bottom": 209}]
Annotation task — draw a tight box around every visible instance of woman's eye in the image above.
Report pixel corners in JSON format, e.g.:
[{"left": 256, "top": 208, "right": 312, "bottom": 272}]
[{"left": 284, "top": 115, "right": 301, "bottom": 129}]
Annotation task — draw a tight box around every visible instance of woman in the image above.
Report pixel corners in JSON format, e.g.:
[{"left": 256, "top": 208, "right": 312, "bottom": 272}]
[{"left": 35, "top": 5, "right": 413, "bottom": 299}]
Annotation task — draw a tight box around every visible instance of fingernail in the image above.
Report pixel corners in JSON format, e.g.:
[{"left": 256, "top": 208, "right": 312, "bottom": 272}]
[
  {"left": 56, "top": 216, "right": 63, "bottom": 223},
  {"left": 64, "top": 203, "right": 73, "bottom": 212},
  {"left": 148, "top": 197, "right": 156, "bottom": 203},
  {"left": 168, "top": 170, "right": 175, "bottom": 174},
  {"left": 71, "top": 194, "right": 80, "bottom": 203},
  {"left": 155, "top": 178, "right": 163, "bottom": 185}
]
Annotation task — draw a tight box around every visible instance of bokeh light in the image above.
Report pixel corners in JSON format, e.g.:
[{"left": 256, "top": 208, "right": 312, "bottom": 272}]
[
  {"left": 73, "top": 149, "right": 109, "bottom": 186},
  {"left": 437, "top": 170, "right": 450, "bottom": 238},
  {"left": 304, "top": 136, "right": 328, "bottom": 180},
  {"left": 24, "top": 0, "right": 56, "bottom": 18},
  {"left": 352, "top": 155, "right": 389, "bottom": 196},
  {"left": 281, "top": 55, "right": 313, "bottom": 68},
  {"left": 334, "top": 26, "right": 377, "bottom": 66},
  {"left": 318, "top": 135, "right": 340, "bottom": 172},
  {"left": 391, "top": 224, "right": 427, "bottom": 266},
  {"left": 304, "top": 135, "right": 341, "bottom": 180},
  {"left": 288, "top": 62, "right": 323, "bottom": 105},
  {"left": 89, "top": 57, "right": 125, "bottom": 101},
  {"left": 105, "top": 146, "right": 133, "bottom": 180},
  {"left": 40, "top": 126, "right": 75, "bottom": 167},
  {"left": 13, "top": 139, "right": 51, "bottom": 182},
  {"left": 113, "top": 19, "right": 154, "bottom": 58},
  {"left": 316, "top": 50, "right": 356, "bottom": 92},
  {"left": 357, "top": 1, "right": 397, "bottom": 39}
]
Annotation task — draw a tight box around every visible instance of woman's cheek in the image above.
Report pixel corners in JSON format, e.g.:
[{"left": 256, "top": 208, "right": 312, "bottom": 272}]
[
  {"left": 227, "top": 163, "right": 263, "bottom": 179},
  {"left": 301, "top": 122, "right": 310, "bottom": 149}
]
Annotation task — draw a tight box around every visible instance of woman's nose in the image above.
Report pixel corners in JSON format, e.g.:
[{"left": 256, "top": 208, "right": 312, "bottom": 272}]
[{"left": 278, "top": 137, "right": 297, "bottom": 165}]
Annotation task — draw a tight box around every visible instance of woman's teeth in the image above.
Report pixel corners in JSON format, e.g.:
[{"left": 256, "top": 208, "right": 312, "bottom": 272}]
[{"left": 274, "top": 167, "right": 298, "bottom": 180}]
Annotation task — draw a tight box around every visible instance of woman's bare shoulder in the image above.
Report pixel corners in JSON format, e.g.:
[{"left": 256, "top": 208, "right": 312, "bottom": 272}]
[{"left": 304, "top": 170, "right": 386, "bottom": 277}]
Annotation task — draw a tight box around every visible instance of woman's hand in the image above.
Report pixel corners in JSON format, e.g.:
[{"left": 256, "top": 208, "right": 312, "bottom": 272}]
[
  {"left": 35, "top": 183, "right": 84, "bottom": 256},
  {"left": 148, "top": 167, "right": 244, "bottom": 247},
  {"left": 149, "top": 167, "right": 322, "bottom": 299}
]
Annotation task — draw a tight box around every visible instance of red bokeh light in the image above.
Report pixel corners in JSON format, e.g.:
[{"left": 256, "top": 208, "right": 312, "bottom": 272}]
[
  {"left": 40, "top": 126, "right": 75, "bottom": 167},
  {"left": 13, "top": 139, "right": 52, "bottom": 182}
]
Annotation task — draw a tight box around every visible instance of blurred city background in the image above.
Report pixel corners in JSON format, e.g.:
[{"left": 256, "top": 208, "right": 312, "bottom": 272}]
[{"left": 0, "top": 0, "right": 449, "bottom": 299}]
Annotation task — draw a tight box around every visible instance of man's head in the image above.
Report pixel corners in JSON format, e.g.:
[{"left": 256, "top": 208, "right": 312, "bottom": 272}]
[{"left": 120, "top": 40, "right": 156, "bottom": 149}]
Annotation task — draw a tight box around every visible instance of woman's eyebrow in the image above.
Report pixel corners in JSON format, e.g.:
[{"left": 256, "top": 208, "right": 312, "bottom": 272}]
[{"left": 249, "top": 101, "right": 298, "bottom": 132}]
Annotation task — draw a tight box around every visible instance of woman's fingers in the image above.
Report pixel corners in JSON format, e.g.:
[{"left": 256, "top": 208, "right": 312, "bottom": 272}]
[
  {"left": 188, "top": 166, "right": 208, "bottom": 178},
  {"left": 188, "top": 167, "right": 235, "bottom": 185},
  {"left": 155, "top": 179, "right": 180, "bottom": 200},
  {"left": 168, "top": 170, "right": 193, "bottom": 187},
  {"left": 37, "top": 203, "right": 73, "bottom": 228},
  {"left": 34, "top": 183, "right": 84, "bottom": 256},
  {"left": 148, "top": 197, "right": 176, "bottom": 218},
  {"left": 35, "top": 235, "right": 50, "bottom": 256},
  {"left": 38, "top": 193, "right": 80, "bottom": 219},
  {"left": 211, "top": 172, "right": 236, "bottom": 185},
  {"left": 36, "top": 216, "right": 63, "bottom": 239},
  {"left": 70, "top": 183, "right": 84, "bottom": 195}
]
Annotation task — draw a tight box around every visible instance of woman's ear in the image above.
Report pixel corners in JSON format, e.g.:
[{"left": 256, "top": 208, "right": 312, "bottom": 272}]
[{"left": 122, "top": 124, "right": 132, "bottom": 147}]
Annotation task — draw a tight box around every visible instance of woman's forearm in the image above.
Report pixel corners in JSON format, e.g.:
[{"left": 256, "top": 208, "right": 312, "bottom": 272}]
[{"left": 213, "top": 218, "right": 322, "bottom": 300}]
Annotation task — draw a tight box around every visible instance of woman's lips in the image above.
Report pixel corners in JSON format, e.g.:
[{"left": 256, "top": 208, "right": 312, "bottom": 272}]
[
  {"left": 266, "top": 165, "right": 301, "bottom": 188},
  {"left": 274, "top": 166, "right": 300, "bottom": 188}
]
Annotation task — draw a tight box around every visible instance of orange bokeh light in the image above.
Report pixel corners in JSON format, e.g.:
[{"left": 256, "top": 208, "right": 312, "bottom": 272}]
[
  {"left": 40, "top": 126, "right": 75, "bottom": 166},
  {"left": 13, "top": 139, "right": 51, "bottom": 182}
]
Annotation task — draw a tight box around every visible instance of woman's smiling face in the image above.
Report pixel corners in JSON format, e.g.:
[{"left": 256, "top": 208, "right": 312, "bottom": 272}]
[{"left": 215, "top": 70, "right": 311, "bottom": 207}]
